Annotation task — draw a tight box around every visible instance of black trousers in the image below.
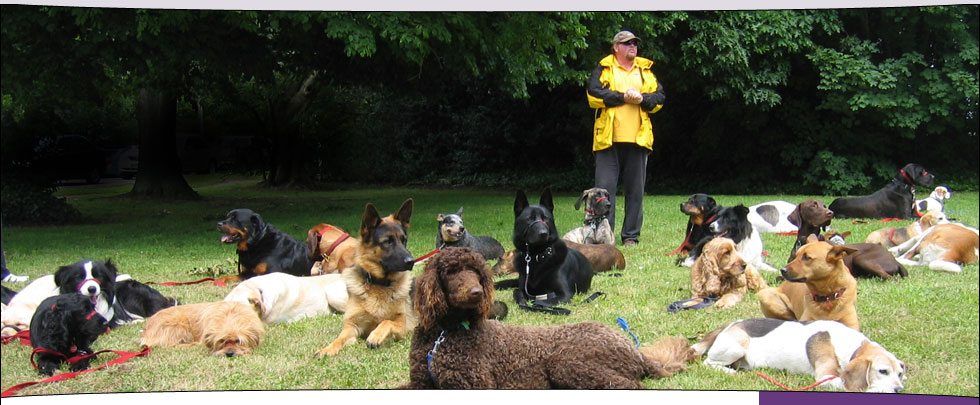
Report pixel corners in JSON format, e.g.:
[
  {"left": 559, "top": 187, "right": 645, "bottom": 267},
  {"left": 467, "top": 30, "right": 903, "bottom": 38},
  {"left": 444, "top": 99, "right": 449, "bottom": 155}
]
[{"left": 594, "top": 143, "right": 648, "bottom": 243}]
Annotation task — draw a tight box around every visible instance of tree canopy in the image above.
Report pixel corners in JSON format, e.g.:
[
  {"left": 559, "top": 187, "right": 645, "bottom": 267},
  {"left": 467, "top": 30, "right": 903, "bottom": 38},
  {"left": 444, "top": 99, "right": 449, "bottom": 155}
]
[{"left": 2, "top": 7, "right": 977, "bottom": 201}]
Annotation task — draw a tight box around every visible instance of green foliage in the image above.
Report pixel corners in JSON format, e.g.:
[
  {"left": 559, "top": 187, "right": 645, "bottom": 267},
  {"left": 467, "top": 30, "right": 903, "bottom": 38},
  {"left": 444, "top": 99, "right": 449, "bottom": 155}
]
[{"left": 0, "top": 173, "right": 83, "bottom": 225}]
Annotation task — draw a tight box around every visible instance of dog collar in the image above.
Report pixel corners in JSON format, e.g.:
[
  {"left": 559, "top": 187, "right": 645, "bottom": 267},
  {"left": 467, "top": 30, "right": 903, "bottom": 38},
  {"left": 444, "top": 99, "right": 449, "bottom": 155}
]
[
  {"left": 322, "top": 232, "right": 351, "bottom": 259},
  {"left": 357, "top": 267, "right": 393, "bottom": 287},
  {"left": 810, "top": 288, "right": 846, "bottom": 310}
]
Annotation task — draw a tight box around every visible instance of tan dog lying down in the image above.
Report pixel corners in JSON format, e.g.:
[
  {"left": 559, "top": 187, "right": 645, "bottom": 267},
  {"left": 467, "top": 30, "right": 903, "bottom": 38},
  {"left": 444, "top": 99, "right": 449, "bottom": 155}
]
[
  {"left": 690, "top": 238, "right": 767, "bottom": 309},
  {"left": 692, "top": 318, "right": 905, "bottom": 392},
  {"left": 757, "top": 234, "right": 860, "bottom": 330},
  {"left": 891, "top": 223, "right": 979, "bottom": 273},
  {"left": 140, "top": 301, "right": 265, "bottom": 357},
  {"left": 224, "top": 272, "right": 347, "bottom": 324},
  {"left": 865, "top": 210, "right": 947, "bottom": 248}
]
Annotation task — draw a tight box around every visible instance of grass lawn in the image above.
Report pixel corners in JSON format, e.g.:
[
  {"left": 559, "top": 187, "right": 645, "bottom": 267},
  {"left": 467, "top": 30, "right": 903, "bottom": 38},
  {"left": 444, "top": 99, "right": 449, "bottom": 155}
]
[{"left": 1, "top": 174, "right": 977, "bottom": 397}]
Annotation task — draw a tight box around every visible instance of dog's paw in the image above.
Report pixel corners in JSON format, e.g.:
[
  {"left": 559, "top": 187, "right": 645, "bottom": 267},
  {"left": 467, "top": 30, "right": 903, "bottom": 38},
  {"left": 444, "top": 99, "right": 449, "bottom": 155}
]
[
  {"left": 314, "top": 345, "right": 341, "bottom": 358},
  {"left": 818, "top": 375, "right": 845, "bottom": 390}
]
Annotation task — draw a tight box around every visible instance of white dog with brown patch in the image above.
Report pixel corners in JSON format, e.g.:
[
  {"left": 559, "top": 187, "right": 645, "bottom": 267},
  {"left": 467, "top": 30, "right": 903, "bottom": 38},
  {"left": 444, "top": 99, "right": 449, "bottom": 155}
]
[
  {"left": 223, "top": 272, "right": 347, "bottom": 324},
  {"left": 692, "top": 318, "right": 906, "bottom": 393}
]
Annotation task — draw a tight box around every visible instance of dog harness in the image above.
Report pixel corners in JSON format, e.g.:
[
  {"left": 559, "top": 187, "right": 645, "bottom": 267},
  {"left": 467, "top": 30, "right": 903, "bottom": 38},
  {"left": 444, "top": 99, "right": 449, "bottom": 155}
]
[{"left": 810, "top": 288, "right": 847, "bottom": 311}]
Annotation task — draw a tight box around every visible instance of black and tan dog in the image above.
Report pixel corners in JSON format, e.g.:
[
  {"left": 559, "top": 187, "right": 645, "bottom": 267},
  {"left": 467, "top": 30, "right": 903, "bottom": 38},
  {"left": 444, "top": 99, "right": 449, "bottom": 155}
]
[
  {"left": 675, "top": 193, "right": 722, "bottom": 263},
  {"left": 315, "top": 199, "right": 417, "bottom": 357},
  {"left": 829, "top": 163, "right": 935, "bottom": 219},
  {"left": 504, "top": 189, "right": 593, "bottom": 315},
  {"left": 217, "top": 208, "right": 314, "bottom": 283}
]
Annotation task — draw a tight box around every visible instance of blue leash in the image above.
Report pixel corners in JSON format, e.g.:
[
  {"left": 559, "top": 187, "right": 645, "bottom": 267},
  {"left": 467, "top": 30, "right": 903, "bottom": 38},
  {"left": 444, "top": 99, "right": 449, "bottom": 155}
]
[{"left": 616, "top": 317, "right": 640, "bottom": 347}]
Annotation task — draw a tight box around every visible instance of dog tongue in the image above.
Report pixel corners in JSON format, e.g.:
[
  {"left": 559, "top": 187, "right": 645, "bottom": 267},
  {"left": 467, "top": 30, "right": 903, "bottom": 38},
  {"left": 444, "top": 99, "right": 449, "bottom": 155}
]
[{"left": 221, "top": 234, "right": 234, "bottom": 243}]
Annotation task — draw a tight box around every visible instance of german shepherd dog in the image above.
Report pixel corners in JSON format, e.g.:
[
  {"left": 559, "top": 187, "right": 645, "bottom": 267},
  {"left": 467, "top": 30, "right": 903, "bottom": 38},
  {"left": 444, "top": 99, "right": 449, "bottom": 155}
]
[
  {"left": 314, "top": 199, "right": 417, "bottom": 357},
  {"left": 506, "top": 189, "right": 593, "bottom": 315}
]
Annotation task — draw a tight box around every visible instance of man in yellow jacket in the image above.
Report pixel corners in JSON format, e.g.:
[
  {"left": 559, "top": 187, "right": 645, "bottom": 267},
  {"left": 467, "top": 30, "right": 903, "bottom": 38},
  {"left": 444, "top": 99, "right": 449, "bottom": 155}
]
[{"left": 586, "top": 30, "right": 665, "bottom": 246}]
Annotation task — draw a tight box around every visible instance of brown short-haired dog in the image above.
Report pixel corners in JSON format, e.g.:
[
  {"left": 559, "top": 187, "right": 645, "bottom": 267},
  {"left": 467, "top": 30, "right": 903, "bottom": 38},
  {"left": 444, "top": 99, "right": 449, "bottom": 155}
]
[
  {"left": 758, "top": 234, "right": 860, "bottom": 330},
  {"left": 402, "top": 247, "right": 694, "bottom": 389},
  {"left": 139, "top": 301, "right": 265, "bottom": 357},
  {"left": 314, "top": 199, "right": 417, "bottom": 357},
  {"left": 690, "top": 238, "right": 768, "bottom": 309},
  {"left": 307, "top": 223, "right": 358, "bottom": 275}
]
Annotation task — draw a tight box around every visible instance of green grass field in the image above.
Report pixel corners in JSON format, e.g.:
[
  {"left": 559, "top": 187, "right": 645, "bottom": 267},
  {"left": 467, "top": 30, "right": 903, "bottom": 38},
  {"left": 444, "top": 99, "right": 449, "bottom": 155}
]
[{"left": 1, "top": 174, "right": 977, "bottom": 396}]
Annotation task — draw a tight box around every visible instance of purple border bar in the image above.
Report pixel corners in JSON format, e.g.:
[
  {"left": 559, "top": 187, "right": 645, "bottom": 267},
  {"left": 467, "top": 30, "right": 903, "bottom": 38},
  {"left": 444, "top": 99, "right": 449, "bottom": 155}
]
[{"left": 761, "top": 392, "right": 979, "bottom": 405}]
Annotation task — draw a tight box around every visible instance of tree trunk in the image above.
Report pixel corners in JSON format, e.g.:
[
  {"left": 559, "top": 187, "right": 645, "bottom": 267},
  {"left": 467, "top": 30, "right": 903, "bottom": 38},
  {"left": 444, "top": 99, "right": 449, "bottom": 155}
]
[
  {"left": 265, "top": 71, "right": 318, "bottom": 187},
  {"left": 130, "top": 88, "right": 200, "bottom": 200}
]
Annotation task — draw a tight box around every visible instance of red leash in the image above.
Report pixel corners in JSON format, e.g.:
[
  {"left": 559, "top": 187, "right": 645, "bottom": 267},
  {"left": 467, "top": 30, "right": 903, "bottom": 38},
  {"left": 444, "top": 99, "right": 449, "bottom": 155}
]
[
  {"left": 1, "top": 330, "right": 31, "bottom": 346},
  {"left": 2, "top": 346, "right": 151, "bottom": 397},
  {"left": 756, "top": 371, "right": 838, "bottom": 391},
  {"left": 414, "top": 248, "right": 441, "bottom": 263},
  {"left": 145, "top": 277, "right": 226, "bottom": 287}
]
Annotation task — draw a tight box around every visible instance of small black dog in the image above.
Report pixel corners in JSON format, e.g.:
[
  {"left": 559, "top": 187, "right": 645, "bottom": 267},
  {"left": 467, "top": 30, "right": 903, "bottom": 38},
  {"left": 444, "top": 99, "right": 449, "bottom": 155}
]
[
  {"left": 435, "top": 207, "right": 505, "bottom": 261},
  {"left": 217, "top": 208, "right": 315, "bottom": 282},
  {"left": 55, "top": 259, "right": 176, "bottom": 328},
  {"left": 30, "top": 293, "right": 109, "bottom": 376},
  {"left": 502, "top": 189, "right": 593, "bottom": 315},
  {"left": 829, "top": 163, "right": 935, "bottom": 219}
]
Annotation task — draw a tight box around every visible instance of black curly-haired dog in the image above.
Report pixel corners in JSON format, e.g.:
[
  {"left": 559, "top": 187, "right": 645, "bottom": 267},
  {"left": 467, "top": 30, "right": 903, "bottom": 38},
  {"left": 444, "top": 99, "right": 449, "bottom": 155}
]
[
  {"left": 217, "top": 208, "right": 315, "bottom": 283},
  {"left": 54, "top": 259, "right": 175, "bottom": 328},
  {"left": 30, "top": 293, "right": 109, "bottom": 376},
  {"left": 402, "top": 247, "right": 693, "bottom": 389},
  {"left": 435, "top": 207, "right": 505, "bottom": 261},
  {"left": 829, "top": 163, "right": 935, "bottom": 219}
]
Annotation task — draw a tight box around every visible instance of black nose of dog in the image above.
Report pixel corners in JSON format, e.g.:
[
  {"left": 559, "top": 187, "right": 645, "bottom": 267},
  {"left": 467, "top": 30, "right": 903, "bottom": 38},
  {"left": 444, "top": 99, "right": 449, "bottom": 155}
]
[
  {"left": 225, "top": 351, "right": 236, "bottom": 358},
  {"left": 87, "top": 286, "right": 98, "bottom": 295},
  {"left": 402, "top": 256, "right": 415, "bottom": 270}
]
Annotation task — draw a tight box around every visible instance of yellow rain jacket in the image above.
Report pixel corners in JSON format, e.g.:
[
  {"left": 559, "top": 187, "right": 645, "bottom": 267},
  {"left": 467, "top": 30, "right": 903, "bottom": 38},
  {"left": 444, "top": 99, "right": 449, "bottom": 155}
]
[{"left": 586, "top": 54, "right": 664, "bottom": 152}]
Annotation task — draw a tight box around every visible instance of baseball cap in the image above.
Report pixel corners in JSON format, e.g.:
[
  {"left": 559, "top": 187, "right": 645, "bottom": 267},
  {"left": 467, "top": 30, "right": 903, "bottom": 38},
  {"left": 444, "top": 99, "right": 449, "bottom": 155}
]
[{"left": 612, "top": 30, "right": 640, "bottom": 44}]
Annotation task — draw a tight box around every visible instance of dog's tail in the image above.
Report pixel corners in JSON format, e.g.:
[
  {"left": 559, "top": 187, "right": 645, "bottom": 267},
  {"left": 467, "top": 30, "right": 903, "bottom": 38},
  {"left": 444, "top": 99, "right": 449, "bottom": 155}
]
[{"left": 640, "top": 336, "right": 698, "bottom": 378}]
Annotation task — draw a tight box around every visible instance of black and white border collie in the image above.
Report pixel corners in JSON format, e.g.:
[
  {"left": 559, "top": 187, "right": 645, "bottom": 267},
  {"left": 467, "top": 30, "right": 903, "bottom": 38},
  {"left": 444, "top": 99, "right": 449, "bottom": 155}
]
[{"left": 53, "top": 259, "right": 176, "bottom": 328}]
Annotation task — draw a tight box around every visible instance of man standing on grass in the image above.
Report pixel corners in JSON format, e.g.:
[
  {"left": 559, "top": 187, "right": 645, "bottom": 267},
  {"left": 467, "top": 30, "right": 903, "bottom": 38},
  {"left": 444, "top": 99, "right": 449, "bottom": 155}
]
[{"left": 586, "top": 30, "right": 665, "bottom": 247}]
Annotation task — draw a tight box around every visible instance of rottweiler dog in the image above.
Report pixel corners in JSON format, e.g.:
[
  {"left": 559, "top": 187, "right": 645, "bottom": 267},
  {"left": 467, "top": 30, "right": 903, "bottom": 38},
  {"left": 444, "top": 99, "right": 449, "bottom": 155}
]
[
  {"left": 217, "top": 209, "right": 314, "bottom": 283},
  {"left": 829, "top": 163, "right": 935, "bottom": 219},
  {"left": 314, "top": 199, "right": 417, "bottom": 357},
  {"left": 505, "top": 189, "right": 593, "bottom": 315},
  {"left": 676, "top": 193, "right": 722, "bottom": 264}
]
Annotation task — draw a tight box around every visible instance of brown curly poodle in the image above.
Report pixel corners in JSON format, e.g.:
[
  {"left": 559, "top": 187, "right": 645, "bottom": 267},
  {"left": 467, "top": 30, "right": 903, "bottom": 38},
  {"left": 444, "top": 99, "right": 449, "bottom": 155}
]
[
  {"left": 690, "top": 238, "right": 768, "bottom": 309},
  {"left": 401, "top": 247, "right": 694, "bottom": 389}
]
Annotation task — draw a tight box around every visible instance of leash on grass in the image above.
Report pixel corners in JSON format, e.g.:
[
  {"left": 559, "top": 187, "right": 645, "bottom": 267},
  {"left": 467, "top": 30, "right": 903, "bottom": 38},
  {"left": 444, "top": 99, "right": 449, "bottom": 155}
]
[
  {"left": 1, "top": 330, "right": 32, "bottom": 346},
  {"left": 1, "top": 346, "right": 151, "bottom": 397},
  {"left": 145, "top": 277, "right": 227, "bottom": 287},
  {"left": 755, "top": 371, "right": 838, "bottom": 391}
]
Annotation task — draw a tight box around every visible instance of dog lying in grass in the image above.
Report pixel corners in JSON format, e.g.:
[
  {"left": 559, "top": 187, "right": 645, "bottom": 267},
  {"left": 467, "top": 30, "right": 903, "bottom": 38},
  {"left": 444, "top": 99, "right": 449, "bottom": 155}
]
[
  {"left": 435, "top": 207, "right": 505, "bottom": 261},
  {"left": 403, "top": 247, "right": 694, "bottom": 389}
]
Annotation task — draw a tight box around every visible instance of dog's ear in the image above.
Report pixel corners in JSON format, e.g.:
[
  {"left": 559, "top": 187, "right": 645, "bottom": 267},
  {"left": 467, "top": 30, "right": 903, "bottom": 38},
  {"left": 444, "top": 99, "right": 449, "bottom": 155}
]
[
  {"left": 514, "top": 190, "right": 529, "bottom": 217},
  {"left": 704, "top": 195, "right": 717, "bottom": 210},
  {"left": 361, "top": 203, "right": 383, "bottom": 239},
  {"left": 735, "top": 205, "right": 749, "bottom": 219},
  {"left": 805, "top": 233, "right": 820, "bottom": 244},
  {"left": 539, "top": 188, "right": 554, "bottom": 213},
  {"left": 787, "top": 204, "right": 803, "bottom": 227},
  {"left": 574, "top": 190, "right": 588, "bottom": 210},
  {"left": 842, "top": 357, "right": 871, "bottom": 392},
  {"left": 249, "top": 212, "right": 267, "bottom": 242},
  {"left": 414, "top": 257, "right": 448, "bottom": 330},
  {"left": 394, "top": 199, "right": 414, "bottom": 230},
  {"left": 456, "top": 207, "right": 464, "bottom": 216},
  {"left": 436, "top": 213, "right": 444, "bottom": 223},
  {"left": 247, "top": 289, "right": 266, "bottom": 318},
  {"left": 103, "top": 259, "right": 119, "bottom": 279},
  {"left": 307, "top": 227, "right": 323, "bottom": 259},
  {"left": 53, "top": 265, "right": 72, "bottom": 288},
  {"left": 827, "top": 245, "right": 858, "bottom": 262},
  {"left": 476, "top": 260, "right": 496, "bottom": 320}
]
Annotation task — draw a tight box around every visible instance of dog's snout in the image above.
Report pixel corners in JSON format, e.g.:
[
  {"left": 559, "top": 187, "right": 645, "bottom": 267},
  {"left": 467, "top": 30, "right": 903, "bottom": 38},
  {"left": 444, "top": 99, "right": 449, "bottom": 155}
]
[
  {"left": 469, "top": 285, "right": 483, "bottom": 298},
  {"left": 87, "top": 286, "right": 98, "bottom": 295},
  {"left": 225, "top": 351, "right": 236, "bottom": 358}
]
